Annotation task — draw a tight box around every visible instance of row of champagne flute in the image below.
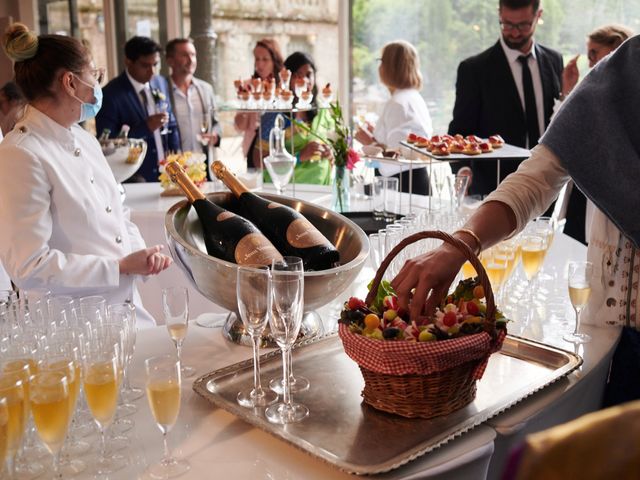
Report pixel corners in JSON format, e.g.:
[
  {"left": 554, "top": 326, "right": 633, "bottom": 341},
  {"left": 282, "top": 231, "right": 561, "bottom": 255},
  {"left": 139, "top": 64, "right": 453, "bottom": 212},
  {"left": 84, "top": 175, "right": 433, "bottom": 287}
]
[
  {"left": 0, "top": 291, "right": 139, "bottom": 478},
  {"left": 236, "top": 257, "right": 310, "bottom": 424}
]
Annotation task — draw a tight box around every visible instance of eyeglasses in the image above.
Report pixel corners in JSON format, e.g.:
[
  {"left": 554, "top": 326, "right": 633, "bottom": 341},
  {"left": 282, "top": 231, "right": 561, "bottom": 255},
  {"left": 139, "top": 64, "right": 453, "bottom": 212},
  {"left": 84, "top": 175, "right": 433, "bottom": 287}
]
[
  {"left": 82, "top": 67, "right": 105, "bottom": 84},
  {"left": 499, "top": 20, "right": 536, "bottom": 33}
]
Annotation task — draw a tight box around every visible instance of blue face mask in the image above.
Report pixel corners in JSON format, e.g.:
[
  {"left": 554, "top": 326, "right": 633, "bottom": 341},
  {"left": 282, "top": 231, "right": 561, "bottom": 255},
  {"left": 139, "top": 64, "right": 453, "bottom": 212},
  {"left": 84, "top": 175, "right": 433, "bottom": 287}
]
[{"left": 72, "top": 75, "right": 103, "bottom": 122}]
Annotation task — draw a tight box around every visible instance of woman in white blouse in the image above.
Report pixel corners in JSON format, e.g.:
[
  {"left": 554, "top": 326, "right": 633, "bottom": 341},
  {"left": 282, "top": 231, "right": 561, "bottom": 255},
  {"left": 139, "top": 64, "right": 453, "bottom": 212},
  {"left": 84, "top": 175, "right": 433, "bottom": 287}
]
[
  {"left": 355, "top": 40, "right": 433, "bottom": 194},
  {"left": 0, "top": 23, "right": 171, "bottom": 327}
]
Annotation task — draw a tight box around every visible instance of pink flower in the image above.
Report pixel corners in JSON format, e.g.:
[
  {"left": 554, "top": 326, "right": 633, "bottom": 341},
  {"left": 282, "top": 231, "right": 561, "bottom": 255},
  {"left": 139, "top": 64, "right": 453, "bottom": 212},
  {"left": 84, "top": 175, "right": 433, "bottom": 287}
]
[{"left": 346, "top": 148, "right": 360, "bottom": 170}]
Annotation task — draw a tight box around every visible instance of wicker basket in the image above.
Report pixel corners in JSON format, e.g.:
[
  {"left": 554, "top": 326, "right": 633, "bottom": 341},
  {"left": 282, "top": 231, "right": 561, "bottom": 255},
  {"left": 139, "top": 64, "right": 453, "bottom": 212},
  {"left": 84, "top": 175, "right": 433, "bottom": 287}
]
[{"left": 339, "top": 230, "right": 505, "bottom": 419}]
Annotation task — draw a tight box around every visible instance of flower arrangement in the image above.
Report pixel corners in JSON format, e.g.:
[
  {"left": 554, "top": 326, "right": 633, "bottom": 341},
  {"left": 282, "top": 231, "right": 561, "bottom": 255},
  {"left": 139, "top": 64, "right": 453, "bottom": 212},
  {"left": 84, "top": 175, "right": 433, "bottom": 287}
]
[
  {"left": 158, "top": 152, "right": 207, "bottom": 190},
  {"left": 294, "top": 101, "right": 361, "bottom": 212}
]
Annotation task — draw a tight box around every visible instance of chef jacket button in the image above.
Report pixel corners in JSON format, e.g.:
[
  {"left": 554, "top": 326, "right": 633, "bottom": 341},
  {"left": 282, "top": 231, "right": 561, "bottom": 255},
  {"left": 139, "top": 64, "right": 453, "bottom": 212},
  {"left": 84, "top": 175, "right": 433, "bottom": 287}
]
[
  {"left": 106, "top": 205, "right": 112, "bottom": 213},
  {"left": 18, "top": 126, "right": 26, "bottom": 133},
  {"left": 74, "top": 148, "right": 81, "bottom": 157},
  {"left": 115, "top": 235, "right": 122, "bottom": 244},
  {"left": 90, "top": 177, "right": 95, "bottom": 184}
]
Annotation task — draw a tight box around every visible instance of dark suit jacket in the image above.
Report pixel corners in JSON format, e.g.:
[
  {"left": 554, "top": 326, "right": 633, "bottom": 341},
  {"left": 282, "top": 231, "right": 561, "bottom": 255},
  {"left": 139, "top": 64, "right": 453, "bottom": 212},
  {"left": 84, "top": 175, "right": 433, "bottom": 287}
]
[
  {"left": 96, "top": 72, "right": 180, "bottom": 182},
  {"left": 448, "top": 41, "right": 563, "bottom": 195}
]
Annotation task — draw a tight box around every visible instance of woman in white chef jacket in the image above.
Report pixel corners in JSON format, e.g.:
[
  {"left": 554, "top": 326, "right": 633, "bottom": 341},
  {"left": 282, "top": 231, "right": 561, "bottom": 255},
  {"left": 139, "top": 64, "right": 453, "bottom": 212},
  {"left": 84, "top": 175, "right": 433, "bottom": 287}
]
[
  {"left": 355, "top": 40, "right": 436, "bottom": 195},
  {"left": 0, "top": 23, "right": 171, "bottom": 328}
]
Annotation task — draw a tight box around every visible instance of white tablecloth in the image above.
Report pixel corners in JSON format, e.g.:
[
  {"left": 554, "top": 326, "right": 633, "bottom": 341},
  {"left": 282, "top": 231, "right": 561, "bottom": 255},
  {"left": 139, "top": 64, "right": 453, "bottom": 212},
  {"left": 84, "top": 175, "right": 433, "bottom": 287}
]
[{"left": 109, "top": 182, "right": 619, "bottom": 480}]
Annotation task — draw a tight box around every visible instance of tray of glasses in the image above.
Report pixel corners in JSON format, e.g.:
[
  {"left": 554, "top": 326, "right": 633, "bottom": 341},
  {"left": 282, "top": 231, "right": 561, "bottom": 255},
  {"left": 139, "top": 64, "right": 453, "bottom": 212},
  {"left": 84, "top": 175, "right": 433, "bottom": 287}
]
[{"left": 192, "top": 333, "right": 581, "bottom": 475}]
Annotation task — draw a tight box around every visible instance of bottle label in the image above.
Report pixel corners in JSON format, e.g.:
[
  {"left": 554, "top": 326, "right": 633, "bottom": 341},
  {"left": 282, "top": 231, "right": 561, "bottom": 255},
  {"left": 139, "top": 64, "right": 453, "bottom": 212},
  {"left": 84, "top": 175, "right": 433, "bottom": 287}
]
[
  {"left": 235, "top": 233, "right": 282, "bottom": 265},
  {"left": 267, "top": 202, "right": 283, "bottom": 210},
  {"left": 287, "top": 218, "right": 328, "bottom": 248},
  {"left": 217, "top": 211, "right": 235, "bottom": 222}
]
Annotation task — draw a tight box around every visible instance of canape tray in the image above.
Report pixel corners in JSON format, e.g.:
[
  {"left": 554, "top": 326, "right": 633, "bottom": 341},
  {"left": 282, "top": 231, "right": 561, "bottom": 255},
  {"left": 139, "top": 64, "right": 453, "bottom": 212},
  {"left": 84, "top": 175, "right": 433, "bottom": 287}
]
[
  {"left": 193, "top": 333, "right": 581, "bottom": 475},
  {"left": 399, "top": 141, "right": 531, "bottom": 162}
]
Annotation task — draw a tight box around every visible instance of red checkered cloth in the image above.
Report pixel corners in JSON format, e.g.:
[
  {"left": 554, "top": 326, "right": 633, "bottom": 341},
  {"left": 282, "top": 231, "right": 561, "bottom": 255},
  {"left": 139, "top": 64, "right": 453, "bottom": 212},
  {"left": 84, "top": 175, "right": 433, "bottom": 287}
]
[{"left": 339, "top": 324, "right": 506, "bottom": 379}]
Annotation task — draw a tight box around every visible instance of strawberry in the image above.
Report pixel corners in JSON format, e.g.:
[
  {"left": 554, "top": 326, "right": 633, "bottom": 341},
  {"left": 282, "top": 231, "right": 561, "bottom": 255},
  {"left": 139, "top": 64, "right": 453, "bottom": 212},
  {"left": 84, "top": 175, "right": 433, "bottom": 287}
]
[
  {"left": 443, "top": 311, "right": 458, "bottom": 327},
  {"left": 466, "top": 300, "right": 480, "bottom": 316},
  {"left": 383, "top": 295, "right": 398, "bottom": 311},
  {"left": 347, "top": 296, "right": 366, "bottom": 310}
]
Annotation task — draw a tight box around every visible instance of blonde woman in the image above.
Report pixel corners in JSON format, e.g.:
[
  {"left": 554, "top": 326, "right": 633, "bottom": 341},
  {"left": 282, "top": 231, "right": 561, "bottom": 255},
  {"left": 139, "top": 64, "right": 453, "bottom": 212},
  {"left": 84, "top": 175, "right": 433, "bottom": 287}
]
[{"left": 355, "top": 40, "right": 433, "bottom": 194}]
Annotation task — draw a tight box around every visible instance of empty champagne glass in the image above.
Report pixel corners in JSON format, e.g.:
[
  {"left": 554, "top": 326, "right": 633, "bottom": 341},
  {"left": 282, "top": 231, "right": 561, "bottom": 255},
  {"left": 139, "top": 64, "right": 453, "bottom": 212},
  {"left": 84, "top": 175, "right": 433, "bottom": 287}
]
[
  {"left": 452, "top": 174, "right": 470, "bottom": 212},
  {"left": 145, "top": 355, "right": 190, "bottom": 478},
  {"left": 265, "top": 257, "right": 309, "bottom": 424},
  {"left": 162, "top": 287, "right": 195, "bottom": 378},
  {"left": 157, "top": 100, "right": 170, "bottom": 135},
  {"left": 236, "top": 265, "right": 278, "bottom": 408},
  {"left": 29, "top": 372, "right": 71, "bottom": 480},
  {"left": 564, "top": 261, "right": 593, "bottom": 344},
  {"left": 268, "top": 257, "right": 309, "bottom": 395},
  {"left": 108, "top": 303, "right": 143, "bottom": 402}
]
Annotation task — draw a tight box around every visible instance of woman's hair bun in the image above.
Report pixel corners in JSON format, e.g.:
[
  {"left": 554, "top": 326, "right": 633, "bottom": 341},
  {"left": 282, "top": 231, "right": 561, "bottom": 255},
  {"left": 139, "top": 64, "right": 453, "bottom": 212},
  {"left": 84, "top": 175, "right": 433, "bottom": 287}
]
[{"left": 3, "top": 23, "right": 38, "bottom": 62}]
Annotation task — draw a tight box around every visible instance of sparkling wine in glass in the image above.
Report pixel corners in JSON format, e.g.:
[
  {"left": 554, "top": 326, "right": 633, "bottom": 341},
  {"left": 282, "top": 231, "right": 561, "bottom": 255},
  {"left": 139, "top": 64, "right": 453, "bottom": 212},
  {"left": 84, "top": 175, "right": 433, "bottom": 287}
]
[
  {"left": 0, "top": 375, "right": 27, "bottom": 479},
  {"left": 145, "top": 355, "right": 190, "bottom": 479},
  {"left": 157, "top": 100, "right": 170, "bottom": 134},
  {"left": 29, "top": 371, "right": 71, "bottom": 480},
  {"left": 236, "top": 265, "right": 278, "bottom": 408},
  {"left": 563, "top": 261, "right": 593, "bottom": 344},
  {"left": 163, "top": 287, "right": 196, "bottom": 378},
  {"left": 265, "top": 257, "right": 309, "bottom": 424},
  {"left": 82, "top": 343, "right": 126, "bottom": 474},
  {"left": 0, "top": 397, "right": 8, "bottom": 469}
]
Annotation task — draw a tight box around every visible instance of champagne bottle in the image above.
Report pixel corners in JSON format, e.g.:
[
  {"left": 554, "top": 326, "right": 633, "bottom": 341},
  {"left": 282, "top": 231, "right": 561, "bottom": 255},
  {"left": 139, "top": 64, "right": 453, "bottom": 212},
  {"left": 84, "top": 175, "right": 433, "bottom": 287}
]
[
  {"left": 98, "top": 128, "right": 111, "bottom": 142},
  {"left": 166, "top": 162, "right": 283, "bottom": 266},
  {"left": 116, "top": 124, "right": 130, "bottom": 147},
  {"left": 211, "top": 161, "right": 340, "bottom": 270}
]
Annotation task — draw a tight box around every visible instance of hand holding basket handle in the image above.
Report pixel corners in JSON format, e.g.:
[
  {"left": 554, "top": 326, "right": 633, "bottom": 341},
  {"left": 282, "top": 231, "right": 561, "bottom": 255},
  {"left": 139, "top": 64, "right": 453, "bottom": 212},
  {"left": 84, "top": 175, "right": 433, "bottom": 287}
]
[{"left": 369, "top": 231, "right": 496, "bottom": 336}]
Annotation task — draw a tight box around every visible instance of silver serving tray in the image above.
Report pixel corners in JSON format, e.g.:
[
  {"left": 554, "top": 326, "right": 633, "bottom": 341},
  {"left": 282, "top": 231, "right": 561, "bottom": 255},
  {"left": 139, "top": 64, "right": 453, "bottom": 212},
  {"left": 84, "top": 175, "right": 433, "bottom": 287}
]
[{"left": 192, "top": 334, "right": 582, "bottom": 475}]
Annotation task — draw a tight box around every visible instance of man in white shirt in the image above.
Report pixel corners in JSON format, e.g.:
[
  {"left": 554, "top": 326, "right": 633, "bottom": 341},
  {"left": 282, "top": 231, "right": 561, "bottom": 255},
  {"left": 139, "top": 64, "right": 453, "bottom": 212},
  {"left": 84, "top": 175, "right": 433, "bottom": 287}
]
[
  {"left": 166, "top": 38, "right": 221, "bottom": 179},
  {"left": 448, "top": 0, "right": 563, "bottom": 196},
  {"left": 96, "top": 36, "right": 180, "bottom": 182}
]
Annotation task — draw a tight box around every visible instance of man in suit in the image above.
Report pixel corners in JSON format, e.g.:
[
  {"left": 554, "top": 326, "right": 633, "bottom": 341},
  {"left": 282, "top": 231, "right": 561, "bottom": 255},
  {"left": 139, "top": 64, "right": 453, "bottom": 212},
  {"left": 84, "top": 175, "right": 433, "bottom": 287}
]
[
  {"left": 165, "top": 38, "right": 222, "bottom": 180},
  {"left": 96, "top": 36, "right": 180, "bottom": 182},
  {"left": 448, "top": 0, "right": 563, "bottom": 196}
]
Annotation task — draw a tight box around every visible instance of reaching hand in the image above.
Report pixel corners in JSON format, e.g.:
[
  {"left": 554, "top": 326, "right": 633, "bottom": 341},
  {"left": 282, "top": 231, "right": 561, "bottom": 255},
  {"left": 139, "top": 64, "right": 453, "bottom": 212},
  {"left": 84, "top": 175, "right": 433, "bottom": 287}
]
[
  {"left": 119, "top": 245, "right": 173, "bottom": 276},
  {"left": 391, "top": 244, "right": 467, "bottom": 321},
  {"left": 299, "top": 141, "right": 332, "bottom": 162},
  {"left": 354, "top": 124, "right": 375, "bottom": 146},
  {"left": 562, "top": 54, "right": 580, "bottom": 98}
]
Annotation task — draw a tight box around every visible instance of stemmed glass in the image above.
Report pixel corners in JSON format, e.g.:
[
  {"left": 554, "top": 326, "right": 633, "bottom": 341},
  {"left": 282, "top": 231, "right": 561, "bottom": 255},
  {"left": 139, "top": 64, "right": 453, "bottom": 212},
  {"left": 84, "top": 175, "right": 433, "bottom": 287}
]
[
  {"left": 430, "top": 167, "right": 447, "bottom": 207},
  {"left": 451, "top": 174, "right": 470, "bottom": 212},
  {"left": 265, "top": 257, "right": 309, "bottom": 424},
  {"left": 162, "top": 287, "right": 196, "bottom": 378},
  {"left": 0, "top": 375, "right": 27, "bottom": 479},
  {"left": 268, "top": 257, "right": 310, "bottom": 395},
  {"left": 263, "top": 156, "right": 295, "bottom": 195},
  {"left": 0, "top": 397, "right": 8, "bottom": 468},
  {"left": 82, "top": 340, "right": 126, "bottom": 474},
  {"left": 563, "top": 261, "right": 593, "bottom": 344},
  {"left": 236, "top": 265, "right": 278, "bottom": 408},
  {"left": 108, "top": 303, "right": 143, "bottom": 402},
  {"left": 157, "top": 100, "right": 170, "bottom": 135},
  {"left": 29, "top": 372, "right": 71, "bottom": 480},
  {"left": 144, "top": 355, "right": 190, "bottom": 479}
]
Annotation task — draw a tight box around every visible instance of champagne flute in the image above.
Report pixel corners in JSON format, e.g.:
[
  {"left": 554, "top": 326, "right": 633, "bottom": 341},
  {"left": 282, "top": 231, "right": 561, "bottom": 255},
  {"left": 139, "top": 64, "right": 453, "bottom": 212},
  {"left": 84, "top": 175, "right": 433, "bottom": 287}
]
[
  {"left": 199, "top": 109, "right": 211, "bottom": 147},
  {"left": 158, "top": 100, "right": 170, "bottom": 135},
  {"left": 162, "top": 287, "right": 196, "bottom": 378},
  {"left": 82, "top": 341, "right": 125, "bottom": 474},
  {"left": 0, "top": 397, "right": 8, "bottom": 471},
  {"left": 108, "top": 303, "right": 143, "bottom": 402},
  {"left": 236, "top": 265, "right": 278, "bottom": 408},
  {"left": 563, "top": 261, "right": 593, "bottom": 344},
  {"left": 29, "top": 372, "right": 71, "bottom": 480},
  {"left": 268, "top": 256, "right": 310, "bottom": 395},
  {"left": 145, "top": 355, "right": 190, "bottom": 479},
  {"left": 0, "top": 376, "right": 26, "bottom": 479},
  {"left": 265, "top": 257, "right": 309, "bottom": 424}
]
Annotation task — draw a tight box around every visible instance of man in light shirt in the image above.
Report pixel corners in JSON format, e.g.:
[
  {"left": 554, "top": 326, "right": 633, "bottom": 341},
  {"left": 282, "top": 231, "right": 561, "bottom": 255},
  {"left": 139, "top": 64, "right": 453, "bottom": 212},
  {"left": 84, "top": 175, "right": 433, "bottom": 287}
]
[
  {"left": 448, "top": 0, "right": 563, "bottom": 196},
  {"left": 166, "top": 38, "right": 221, "bottom": 179},
  {"left": 97, "top": 36, "right": 180, "bottom": 182}
]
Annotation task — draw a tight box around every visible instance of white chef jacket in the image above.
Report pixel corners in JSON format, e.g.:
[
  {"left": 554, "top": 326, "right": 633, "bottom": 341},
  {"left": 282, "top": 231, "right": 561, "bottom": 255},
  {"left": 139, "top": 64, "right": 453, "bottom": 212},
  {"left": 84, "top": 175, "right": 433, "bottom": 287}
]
[
  {"left": 0, "top": 106, "right": 156, "bottom": 328},
  {"left": 373, "top": 88, "right": 434, "bottom": 177}
]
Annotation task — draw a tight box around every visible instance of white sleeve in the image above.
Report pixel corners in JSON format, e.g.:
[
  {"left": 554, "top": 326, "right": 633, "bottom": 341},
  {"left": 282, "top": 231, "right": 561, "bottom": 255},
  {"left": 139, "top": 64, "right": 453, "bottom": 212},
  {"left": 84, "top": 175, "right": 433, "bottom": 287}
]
[
  {"left": 484, "top": 144, "right": 571, "bottom": 235},
  {"left": 374, "top": 100, "right": 413, "bottom": 149},
  {"left": 0, "top": 145, "right": 120, "bottom": 292},
  {"left": 123, "top": 205, "right": 146, "bottom": 252}
]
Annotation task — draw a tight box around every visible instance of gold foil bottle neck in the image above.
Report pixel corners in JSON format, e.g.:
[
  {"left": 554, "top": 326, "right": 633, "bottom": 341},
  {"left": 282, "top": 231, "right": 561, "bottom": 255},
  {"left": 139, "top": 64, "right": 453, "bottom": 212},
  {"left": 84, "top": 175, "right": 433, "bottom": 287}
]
[
  {"left": 211, "top": 161, "right": 247, "bottom": 197},
  {"left": 165, "top": 162, "right": 205, "bottom": 203}
]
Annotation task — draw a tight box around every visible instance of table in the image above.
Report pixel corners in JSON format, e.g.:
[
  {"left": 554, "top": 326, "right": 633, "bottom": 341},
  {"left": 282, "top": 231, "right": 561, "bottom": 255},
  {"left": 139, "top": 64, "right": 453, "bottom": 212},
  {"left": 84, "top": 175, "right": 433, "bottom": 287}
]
[{"left": 114, "top": 182, "right": 620, "bottom": 479}]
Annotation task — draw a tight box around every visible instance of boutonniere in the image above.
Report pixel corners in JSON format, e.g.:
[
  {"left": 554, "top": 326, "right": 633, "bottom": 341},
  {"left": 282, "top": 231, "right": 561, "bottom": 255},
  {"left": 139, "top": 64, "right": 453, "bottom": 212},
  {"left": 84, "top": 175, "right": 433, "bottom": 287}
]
[{"left": 151, "top": 88, "right": 166, "bottom": 104}]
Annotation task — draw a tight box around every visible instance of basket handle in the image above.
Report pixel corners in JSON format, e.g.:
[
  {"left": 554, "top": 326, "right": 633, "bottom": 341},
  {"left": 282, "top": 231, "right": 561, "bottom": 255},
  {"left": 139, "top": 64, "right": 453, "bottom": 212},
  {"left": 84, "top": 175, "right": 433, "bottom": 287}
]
[{"left": 365, "top": 230, "right": 496, "bottom": 335}]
